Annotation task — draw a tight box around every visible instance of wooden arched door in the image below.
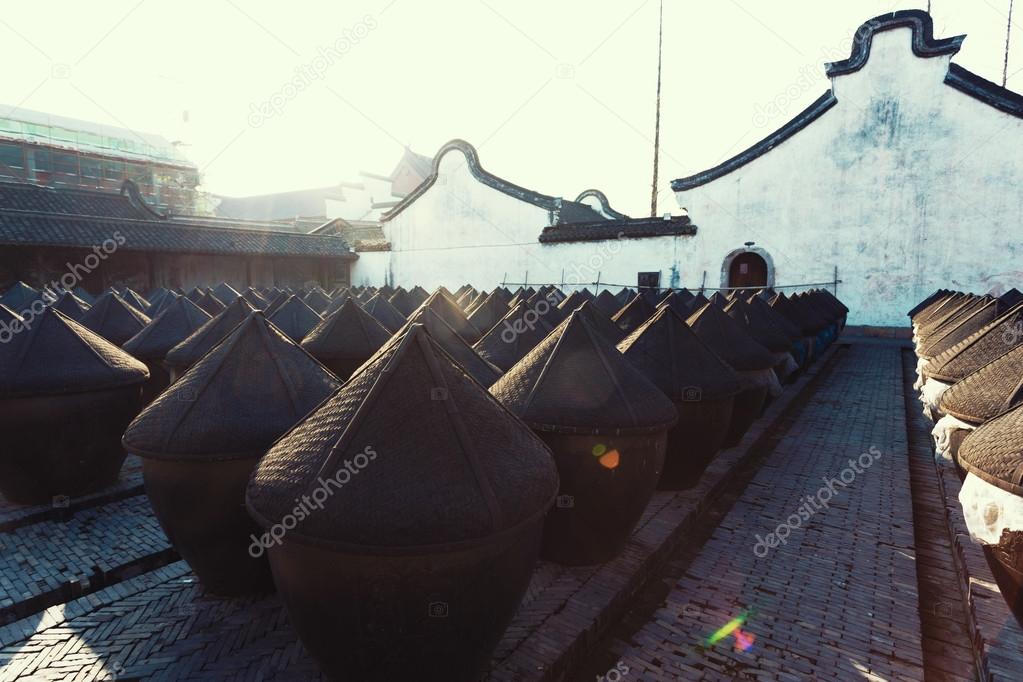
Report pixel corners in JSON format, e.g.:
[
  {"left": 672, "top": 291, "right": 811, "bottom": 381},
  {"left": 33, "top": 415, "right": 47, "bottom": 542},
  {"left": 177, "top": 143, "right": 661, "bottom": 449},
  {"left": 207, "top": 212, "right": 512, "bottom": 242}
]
[{"left": 728, "top": 252, "right": 768, "bottom": 289}]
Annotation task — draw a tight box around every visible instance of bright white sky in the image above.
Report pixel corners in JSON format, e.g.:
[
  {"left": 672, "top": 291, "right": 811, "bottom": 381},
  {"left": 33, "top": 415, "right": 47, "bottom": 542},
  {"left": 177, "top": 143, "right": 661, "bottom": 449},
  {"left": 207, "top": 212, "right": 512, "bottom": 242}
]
[{"left": 0, "top": 1, "right": 1018, "bottom": 216}]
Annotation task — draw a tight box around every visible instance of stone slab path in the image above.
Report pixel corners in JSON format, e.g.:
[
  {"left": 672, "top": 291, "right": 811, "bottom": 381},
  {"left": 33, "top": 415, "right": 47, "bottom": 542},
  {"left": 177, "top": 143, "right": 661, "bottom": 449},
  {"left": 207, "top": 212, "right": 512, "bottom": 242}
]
[{"left": 595, "top": 345, "right": 927, "bottom": 680}]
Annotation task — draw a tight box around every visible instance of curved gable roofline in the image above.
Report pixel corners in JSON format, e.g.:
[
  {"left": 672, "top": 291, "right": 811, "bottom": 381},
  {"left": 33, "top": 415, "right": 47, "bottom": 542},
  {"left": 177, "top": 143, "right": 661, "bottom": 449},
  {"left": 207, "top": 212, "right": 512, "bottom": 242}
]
[
  {"left": 671, "top": 11, "right": 1023, "bottom": 192},
  {"left": 825, "top": 10, "right": 964, "bottom": 77},
  {"left": 120, "top": 179, "right": 167, "bottom": 219},
  {"left": 671, "top": 91, "right": 838, "bottom": 192},
  {"left": 573, "top": 189, "right": 629, "bottom": 220},
  {"left": 381, "top": 139, "right": 563, "bottom": 222},
  {"left": 945, "top": 62, "right": 1023, "bottom": 117}
]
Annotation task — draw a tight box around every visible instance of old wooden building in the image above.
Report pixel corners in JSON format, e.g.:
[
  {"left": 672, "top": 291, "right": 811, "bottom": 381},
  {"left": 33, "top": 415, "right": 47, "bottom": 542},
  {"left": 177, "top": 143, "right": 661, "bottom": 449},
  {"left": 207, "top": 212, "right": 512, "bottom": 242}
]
[{"left": 0, "top": 180, "right": 355, "bottom": 294}]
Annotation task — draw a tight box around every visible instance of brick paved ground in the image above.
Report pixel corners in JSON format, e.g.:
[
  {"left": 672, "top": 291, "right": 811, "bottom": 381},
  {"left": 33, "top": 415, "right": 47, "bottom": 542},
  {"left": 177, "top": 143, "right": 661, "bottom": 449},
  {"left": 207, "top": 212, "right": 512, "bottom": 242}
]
[
  {"left": 0, "top": 494, "right": 170, "bottom": 624},
  {"left": 0, "top": 349, "right": 840, "bottom": 681},
  {"left": 8, "top": 344, "right": 996, "bottom": 681},
  {"left": 595, "top": 345, "right": 927, "bottom": 680},
  {"left": 899, "top": 349, "right": 978, "bottom": 681}
]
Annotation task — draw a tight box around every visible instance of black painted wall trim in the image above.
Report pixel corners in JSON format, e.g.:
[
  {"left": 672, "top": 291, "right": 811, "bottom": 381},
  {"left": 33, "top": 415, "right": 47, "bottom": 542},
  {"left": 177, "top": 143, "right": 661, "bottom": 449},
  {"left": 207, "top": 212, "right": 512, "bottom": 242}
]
[
  {"left": 573, "top": 189, "right": 629, "bottom": 220},
  {"left": 382, "top": 139, "right": 564, "bottom": 223},
  {"left": 944, "top": 63, "right": 1023, "bottom": 117},
  {"left": 670, "top": 92, "right": 838, "bottom": 192},
  {"left": 670, "top": 10, "right": 1023, "bottom": 193},
  {"left": 825, "top": 10, "right": 964, "bottom": 77}
]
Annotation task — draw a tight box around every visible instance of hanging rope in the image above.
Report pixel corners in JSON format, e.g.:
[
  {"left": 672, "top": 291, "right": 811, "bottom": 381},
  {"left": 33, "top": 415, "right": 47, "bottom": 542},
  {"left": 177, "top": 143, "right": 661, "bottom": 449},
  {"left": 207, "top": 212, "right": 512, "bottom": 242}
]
[{"left": 1005, "top": 0, "right": 1016, "bottom": 87}]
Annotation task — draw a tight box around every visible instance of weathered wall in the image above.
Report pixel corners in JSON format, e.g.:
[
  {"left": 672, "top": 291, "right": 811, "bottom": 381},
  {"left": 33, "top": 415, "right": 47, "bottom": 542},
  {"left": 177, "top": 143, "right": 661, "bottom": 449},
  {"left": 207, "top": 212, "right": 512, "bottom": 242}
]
[
  {"left": 349, "top": 18, "right": 1023, "bottom": 325},
  {"left": 380, "top": 147, "right": 555, "bottom": 289},
  {"left": 349, "top": 250, "right": 391, "bottom": 287},
  {"left": 361, "top": 146, "right": 702, "bottom": 293},
  {"left": 673, "top": 26, "right": 1023, "bottom": 326}
]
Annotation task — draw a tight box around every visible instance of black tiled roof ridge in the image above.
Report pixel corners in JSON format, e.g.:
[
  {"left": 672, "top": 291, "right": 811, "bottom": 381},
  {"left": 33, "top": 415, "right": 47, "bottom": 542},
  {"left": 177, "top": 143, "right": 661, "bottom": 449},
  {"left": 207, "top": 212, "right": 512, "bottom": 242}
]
[{"left": 382, "top": 139, "right": 606, "bottom": 225}]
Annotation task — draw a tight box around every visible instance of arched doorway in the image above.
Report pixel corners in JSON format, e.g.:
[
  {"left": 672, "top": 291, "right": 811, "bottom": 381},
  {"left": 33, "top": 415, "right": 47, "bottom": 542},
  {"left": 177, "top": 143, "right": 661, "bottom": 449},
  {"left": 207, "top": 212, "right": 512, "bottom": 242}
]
[{"left": 727, "top": 252, "right": 768, "bottom": 289}]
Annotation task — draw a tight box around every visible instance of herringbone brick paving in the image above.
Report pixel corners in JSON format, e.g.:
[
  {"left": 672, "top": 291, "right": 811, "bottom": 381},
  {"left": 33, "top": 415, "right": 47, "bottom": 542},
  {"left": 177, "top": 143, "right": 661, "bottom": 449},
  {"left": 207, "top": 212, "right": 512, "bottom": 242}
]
[
  {"left": 599, "top": 345, "right": 927, "bottom": 680},
  {"left": 0, "top": 498, "right": 681, "bottom": 682},
  {"left": 0, "top": 495, "right": 169, "bottom": 614}
]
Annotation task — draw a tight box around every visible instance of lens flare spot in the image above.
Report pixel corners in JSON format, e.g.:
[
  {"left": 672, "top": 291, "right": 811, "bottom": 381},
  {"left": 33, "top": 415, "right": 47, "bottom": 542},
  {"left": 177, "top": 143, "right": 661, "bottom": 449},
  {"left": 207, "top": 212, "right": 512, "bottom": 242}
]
[
  {"left": 599, "top": 450, "right": 620, "bottom": 469},
  {"left": 592, "top": 443, "right": 607, "bottom": 457},
  {"left": 733, "top": 628, "right": 756, "bottom": 652},
  {"left": 705, "top": 610, "right": 750, "bottom": 648}
]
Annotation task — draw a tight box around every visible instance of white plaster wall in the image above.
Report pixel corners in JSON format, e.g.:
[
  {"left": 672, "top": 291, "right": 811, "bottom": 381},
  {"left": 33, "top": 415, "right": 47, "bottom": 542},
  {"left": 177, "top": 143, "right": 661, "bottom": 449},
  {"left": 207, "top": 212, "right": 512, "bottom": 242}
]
[
  {"left": 380, "top": 147, "right": 555, "bottom": 290},
  {"left": 354, "top": 142, "right": 710, "bottom": 294},
  {"left": 370, "top": 145, "right": 706, "bottom": 294},
  {"left": 349, "top": 250, "right": 391, "bottom": 287},
  {"left": 674, "top": 27, "right": 1023, "bottom": 327}
]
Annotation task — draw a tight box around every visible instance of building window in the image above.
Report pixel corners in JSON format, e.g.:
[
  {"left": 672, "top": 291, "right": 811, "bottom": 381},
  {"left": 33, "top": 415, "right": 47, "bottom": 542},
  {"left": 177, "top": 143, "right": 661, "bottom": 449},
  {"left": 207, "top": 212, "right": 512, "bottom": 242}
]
[
  {"left": 637, "top": 272, "right": 661, "bottom": 289},
  {"left": 126, "top": 162, "right": 150, "bottom": 184},
  {"left": 81, "top": 158, "right": 102, "bottom": 178},
  {"left": 53, "top": 152, "right": 78, "bottom": 175},
  {"left": 24, "top": 123, "right": 49, "bottom": 138},
  {"left": 79, "top": 131, "right": 104, "bottom": 149},
  {"left": 0, "top": 118, "right": 22, "bottom": 135},
  {"left": 52, "top": 127, "right": 77, "bottom": 143},
  {"left": 103, "top": 159, "right": 124, "bottom": 180},
  {"left": 0, "top": 143, "right": 24, "bottom": 170},
  {"left": 31, "top": 149, "right": 52, "bottom": 172}
]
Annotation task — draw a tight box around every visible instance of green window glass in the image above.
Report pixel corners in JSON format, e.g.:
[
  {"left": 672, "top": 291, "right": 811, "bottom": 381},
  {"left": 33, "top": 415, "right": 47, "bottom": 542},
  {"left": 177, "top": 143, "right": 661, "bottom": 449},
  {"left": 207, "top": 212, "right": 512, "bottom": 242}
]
[
  {"left": 53, "top": 153, "right": 78, "bottom": 174},
  {"left": 0, "top": 142, "right": 24, "bottom": 169},
  {"left": 103, "top": 159, "right": 124, "bottom": 179},
  {"left": 31, "top": 148, "right": 52, "bottom": 171},
  {"left": 81, "top": 157, "right": 102, "bottom": 178}
]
